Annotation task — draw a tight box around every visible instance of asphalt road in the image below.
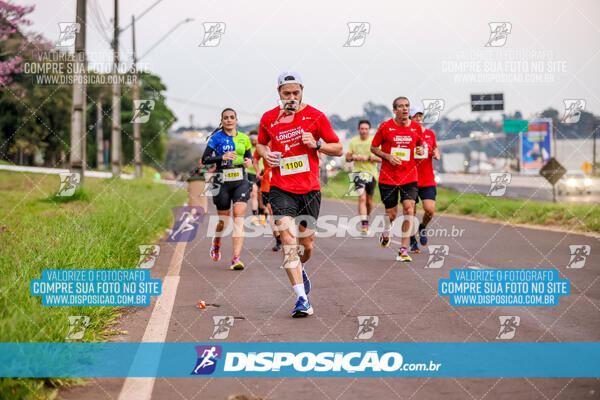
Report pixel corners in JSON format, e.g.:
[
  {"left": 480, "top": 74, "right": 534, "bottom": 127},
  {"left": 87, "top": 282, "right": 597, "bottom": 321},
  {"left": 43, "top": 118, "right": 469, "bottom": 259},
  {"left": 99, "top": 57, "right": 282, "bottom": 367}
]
[
  {"left": 439, "top": 181, "right": 600, "bottom": 204},
  {"left": 62, "top": 198, "right": 600, "bottom": 400}
]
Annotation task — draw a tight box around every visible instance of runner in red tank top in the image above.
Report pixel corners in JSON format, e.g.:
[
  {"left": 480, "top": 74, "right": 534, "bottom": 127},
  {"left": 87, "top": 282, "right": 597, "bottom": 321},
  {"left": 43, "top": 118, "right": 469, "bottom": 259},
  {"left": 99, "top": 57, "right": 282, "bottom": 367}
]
[{"left": 256, "top": 71, "right": 342, "bottom": 318}]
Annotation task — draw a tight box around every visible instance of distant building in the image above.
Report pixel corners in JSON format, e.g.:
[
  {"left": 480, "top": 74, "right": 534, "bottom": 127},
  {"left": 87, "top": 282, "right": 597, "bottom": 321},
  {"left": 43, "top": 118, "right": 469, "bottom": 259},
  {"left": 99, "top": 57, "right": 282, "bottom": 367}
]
[{"left": 178, "top": 129, "right": 210, "bottom": 144}]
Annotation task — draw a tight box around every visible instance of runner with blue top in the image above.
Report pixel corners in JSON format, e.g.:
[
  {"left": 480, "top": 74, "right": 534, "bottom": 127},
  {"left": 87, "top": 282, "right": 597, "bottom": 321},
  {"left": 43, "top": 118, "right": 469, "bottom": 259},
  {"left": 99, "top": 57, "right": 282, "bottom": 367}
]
[{"left": 202, "top": 108, "right": 253, "bottom": 270}]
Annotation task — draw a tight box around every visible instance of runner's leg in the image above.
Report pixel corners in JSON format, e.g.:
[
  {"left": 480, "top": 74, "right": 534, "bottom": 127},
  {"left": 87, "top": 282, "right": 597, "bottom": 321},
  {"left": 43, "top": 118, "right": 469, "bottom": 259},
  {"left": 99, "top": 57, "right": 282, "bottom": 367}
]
[
  {"left": 366, "top": 194, "right": 373, "bottom": 217},
  {"left": 214, "top": 209, "right": 230, "bottom": 246},
  {"left": 400, "top": 199, "right": 415, "bottom": 249},
  {"left": 210, "top": 208, "right": 230, "bottom": 262},
  {"left": 250, "top": 182, "right": 259, "bottom": 223},
  {"left": 417, "top": 187, "right": 436, "bottom": 245},
  {"left": 410, "top": 194, "right": 420, "bottom": 253},
  {"left": 278, "top": 216, "right": 302, "bottom": 285},
  {"left": 385, "top": 206, "right": 398, "bottom": 231},
  {"left": 358, "top": 190, "right": 368, "bottom": 229},
  {"left": 422, "top": 199, "right": 435, "bottom": 227},
  {"left": 257, "top": 189, "right": 264, "bottom": 212},
  {"left": 231, "top": 201, "right": 247, "bottom": 258},
  {"left": 212, "top": 181, "right": 232, "bottom": 247},
  {"left": 378, "top": 183, "right": 398, "bottom": 247},
  {"left": 278, "top": 216, "right": 312, "bottom": 317},
  {"left": 358, "top": 190, "right": 367, "bottom": 220},
  {"left": 297, "top": 224, "right": 314, "bottom": 264}
]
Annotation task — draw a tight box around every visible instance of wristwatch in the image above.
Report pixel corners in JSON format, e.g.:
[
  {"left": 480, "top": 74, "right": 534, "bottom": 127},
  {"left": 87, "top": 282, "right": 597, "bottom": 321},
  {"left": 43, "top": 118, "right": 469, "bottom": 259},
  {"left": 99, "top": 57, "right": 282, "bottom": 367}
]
[{"left": 315, "top": 140, "right": 322, "bottom": 150}]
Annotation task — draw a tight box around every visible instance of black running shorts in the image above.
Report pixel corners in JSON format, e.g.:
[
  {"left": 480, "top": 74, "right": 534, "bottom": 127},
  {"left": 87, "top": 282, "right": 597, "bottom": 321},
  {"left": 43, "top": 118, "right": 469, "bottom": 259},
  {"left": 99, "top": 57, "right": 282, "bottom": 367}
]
[
  {"left": 212, "top": 180, "right": 250, "bottom": 211},
  {"left": 269, "top": 186, "right": 321, "bottom": 229},
  {"left": 416, "top": 185, "right": 437, "bottom": 203},
  {"left": 378, "top": 181, "right": 418, "bottom": 209}
]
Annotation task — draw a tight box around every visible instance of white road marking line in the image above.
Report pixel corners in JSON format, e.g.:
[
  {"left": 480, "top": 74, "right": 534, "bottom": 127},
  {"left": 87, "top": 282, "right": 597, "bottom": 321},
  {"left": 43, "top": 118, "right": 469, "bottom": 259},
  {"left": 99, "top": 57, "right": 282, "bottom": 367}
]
[{"left": 118, "top": 241, "right": 187, "bottom": 400}]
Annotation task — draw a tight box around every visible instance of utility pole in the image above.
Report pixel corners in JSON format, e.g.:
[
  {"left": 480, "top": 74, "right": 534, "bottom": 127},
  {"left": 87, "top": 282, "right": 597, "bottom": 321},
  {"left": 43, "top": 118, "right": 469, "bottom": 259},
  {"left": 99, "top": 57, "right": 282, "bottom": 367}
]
[
  {"left": 111, "top": 0, "right": 121, "bottom": 177},
  {"left": 132, "top": 15, "right": 142, "bottom": 178},
  {"left": 82, "top": 87, "right": 87, "bottom": 168},
  {"left": 96, "top": 96, "right": 103, "bottom": 169},
  {"left": 70, "top": 0, "right": 86, "bottom": 184}
]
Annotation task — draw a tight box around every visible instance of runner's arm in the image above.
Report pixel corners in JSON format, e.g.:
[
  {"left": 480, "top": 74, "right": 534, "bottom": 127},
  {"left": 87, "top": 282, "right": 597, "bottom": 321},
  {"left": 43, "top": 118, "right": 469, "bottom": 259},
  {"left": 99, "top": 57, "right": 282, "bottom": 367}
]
[
  {"left": 315, "top": 114, "right": 343, "bottom": 156},
  {"left": 368, "top": 154, "right": 382, "bottom": 163},
  {"left": 370, "top": 126, "right": 386, "bottom": 161},
  {"left": 346, "top": 152, "right": 370, "bottom": 162},
  {"left": 432, "top": 132, "right": 441, "bottom": 160},
  {"left": 252, "top": 149, "right": 264, "bottom": 178},
  {"left": 257, "top": 115, "right": 279, "bottom": 166},
  {"left": 243, "top": 149, "right": 253, "bottom": 169},
  {"left": 345, "top": 142, "right": 354, "bottom": 162},
  {"left": 370, "top": 145, "right": 401, "bottom": 166},
  {"left": 370, "top": 145, "right": 389, "bottom": 162},
  {"left": 319, "top": 141, "right": 343, "bottom": 157},
  {"left": 256, "top": 143, "right": 269, "bottom": 158},
  {"left": 302, "top": 131, "right": 342, "bottom": 156},
  {"left": 201, "top": 146, "right": 222, "bottom": 165}
]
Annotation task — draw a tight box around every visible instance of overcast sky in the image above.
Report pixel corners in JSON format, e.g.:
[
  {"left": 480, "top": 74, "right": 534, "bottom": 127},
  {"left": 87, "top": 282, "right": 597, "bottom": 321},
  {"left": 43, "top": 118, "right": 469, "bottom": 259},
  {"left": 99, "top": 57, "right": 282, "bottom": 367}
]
[{"left": 21, "top": 0, "right": 600, "bottom": 130}]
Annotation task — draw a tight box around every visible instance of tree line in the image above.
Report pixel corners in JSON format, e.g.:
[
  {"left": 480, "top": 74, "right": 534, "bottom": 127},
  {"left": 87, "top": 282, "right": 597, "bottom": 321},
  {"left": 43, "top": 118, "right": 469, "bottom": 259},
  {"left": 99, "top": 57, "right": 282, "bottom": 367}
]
[{"left": 0, "top": 3, "right": 176, "bottom": 170}]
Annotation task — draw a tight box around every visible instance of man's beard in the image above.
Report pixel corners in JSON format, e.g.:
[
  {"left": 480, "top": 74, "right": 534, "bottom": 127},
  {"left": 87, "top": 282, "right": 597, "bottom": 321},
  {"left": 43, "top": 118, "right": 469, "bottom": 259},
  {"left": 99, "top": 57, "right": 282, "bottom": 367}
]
[{"left": 279, "top": 98, "right": 301, "bottom": 113}]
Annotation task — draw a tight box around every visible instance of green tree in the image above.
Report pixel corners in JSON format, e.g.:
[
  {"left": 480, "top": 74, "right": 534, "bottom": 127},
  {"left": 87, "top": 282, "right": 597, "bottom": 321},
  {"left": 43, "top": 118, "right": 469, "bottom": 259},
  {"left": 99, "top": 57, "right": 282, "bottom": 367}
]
[{"left": 114, "top": 71, "right": 175, "bottom": 171}]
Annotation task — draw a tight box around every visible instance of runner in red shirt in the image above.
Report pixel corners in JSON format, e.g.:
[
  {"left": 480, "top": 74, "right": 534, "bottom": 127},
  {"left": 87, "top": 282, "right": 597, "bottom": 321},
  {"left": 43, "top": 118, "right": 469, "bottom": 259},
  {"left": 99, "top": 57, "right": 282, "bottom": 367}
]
[
  {"left": 370, "top": 97, "right": 425, "bottom": 262},
  {"left": 409, "top": 107, "right": 441, "bottom": 253},
  {"left": 256, "top": 71, "right": 342, "bottom": 318}
]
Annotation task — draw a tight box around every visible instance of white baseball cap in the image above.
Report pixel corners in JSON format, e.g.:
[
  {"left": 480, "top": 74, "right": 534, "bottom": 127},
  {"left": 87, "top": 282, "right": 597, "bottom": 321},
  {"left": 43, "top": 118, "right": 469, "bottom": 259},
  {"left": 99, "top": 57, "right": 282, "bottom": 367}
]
[
  {"left": 277, "top": 71, "right": 303, "bottom": 88},
  {"left": 410, "top": 106, "right": 424, "bottom": 117}
]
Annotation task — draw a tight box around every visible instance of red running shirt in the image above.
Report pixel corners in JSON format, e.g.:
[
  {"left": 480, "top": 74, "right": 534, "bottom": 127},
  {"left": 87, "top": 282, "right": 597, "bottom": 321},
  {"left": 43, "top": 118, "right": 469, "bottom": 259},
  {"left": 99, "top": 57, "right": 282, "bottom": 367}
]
[
  {"left": 372, "top": 119, "right": 422, "bottom": 186},
  {"left": 416, "top": 128, "right": 438, "bottom": 187},
  {"left": 258, "top": 105, "right": 339, "bottom": 194}
]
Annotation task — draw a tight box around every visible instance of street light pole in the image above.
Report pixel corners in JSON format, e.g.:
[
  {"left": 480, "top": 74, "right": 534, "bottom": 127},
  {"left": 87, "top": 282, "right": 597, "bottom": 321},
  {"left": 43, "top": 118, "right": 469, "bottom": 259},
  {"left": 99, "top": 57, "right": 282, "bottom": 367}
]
[
  {"left": 111, "top": 0, "right": 121, "bottom": 177},
  {"left": 131, "top": 15, "right": 142, "bottom": 178},
  {"left": 96, "top": 96, "right": 103, "bottom": 169},
  {"left": 70, "top": 0, "right": 86, "bottom": 185}
]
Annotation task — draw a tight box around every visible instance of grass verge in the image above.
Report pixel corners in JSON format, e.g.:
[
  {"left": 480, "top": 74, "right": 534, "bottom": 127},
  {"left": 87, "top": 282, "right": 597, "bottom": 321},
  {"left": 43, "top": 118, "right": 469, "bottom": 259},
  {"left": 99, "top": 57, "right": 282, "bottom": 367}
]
[
  {"left": 322, "top": 171, "right": 599, "bottom": 234},
  {"left": 0, "top": 170, "right": 186, "bottom": 399}
]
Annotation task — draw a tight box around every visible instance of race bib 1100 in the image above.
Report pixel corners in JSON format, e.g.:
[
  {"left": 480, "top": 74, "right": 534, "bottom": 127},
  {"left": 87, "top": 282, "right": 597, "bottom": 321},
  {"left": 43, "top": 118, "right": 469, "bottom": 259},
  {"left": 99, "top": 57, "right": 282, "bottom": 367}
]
[{"left": 280, "top": 154, "right": 310, "bottom": 176}]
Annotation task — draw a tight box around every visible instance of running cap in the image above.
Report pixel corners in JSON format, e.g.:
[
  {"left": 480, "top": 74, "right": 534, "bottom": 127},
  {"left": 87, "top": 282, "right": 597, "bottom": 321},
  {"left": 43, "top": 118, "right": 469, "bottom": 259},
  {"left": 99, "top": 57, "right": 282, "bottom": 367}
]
[
  {"left": 410, "top": 105, "right": 424, "bottom": 117},
  {"left": 277, "top": 71, "right": 303, "bottom": 88}
]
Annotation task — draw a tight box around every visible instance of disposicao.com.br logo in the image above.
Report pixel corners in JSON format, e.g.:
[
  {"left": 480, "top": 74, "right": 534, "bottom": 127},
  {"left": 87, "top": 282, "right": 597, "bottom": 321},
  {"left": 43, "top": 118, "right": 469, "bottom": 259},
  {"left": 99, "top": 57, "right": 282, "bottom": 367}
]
[{"left": 191, "top": 348, "right": 442, "bottom": 375}]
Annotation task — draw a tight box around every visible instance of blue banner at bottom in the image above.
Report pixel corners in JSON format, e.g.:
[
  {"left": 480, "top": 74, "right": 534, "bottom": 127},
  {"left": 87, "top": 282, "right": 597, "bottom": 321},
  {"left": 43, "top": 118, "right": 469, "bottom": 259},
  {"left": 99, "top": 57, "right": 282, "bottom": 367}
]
[{"left": 0, "top": 343, "right": 598, "bottom": 378}]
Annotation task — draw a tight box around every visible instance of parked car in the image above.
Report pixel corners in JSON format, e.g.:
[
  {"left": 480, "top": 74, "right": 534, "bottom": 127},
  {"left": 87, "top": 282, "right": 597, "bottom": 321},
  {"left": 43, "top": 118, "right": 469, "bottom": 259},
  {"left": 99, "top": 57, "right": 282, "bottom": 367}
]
[{"left": 557, "top": 170, "right": 592, "bottom": 195}]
